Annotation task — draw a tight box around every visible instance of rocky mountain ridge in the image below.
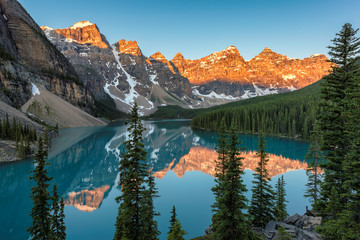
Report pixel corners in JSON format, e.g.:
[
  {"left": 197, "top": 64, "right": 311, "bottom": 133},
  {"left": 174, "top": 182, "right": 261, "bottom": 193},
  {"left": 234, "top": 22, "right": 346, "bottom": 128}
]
[
  {"left": 0, "top": 1, "right": 97, "bottom": 126},
  {"left": 41, "top": 20, "right": 335, "bottom": 115}
]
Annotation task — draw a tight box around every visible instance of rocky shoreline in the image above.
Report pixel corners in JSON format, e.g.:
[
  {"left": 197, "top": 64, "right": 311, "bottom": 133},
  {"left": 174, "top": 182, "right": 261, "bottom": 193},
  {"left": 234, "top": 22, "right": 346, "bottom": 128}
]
[{"left": 0, "top": 140, "right": 37, "bottom": 163}]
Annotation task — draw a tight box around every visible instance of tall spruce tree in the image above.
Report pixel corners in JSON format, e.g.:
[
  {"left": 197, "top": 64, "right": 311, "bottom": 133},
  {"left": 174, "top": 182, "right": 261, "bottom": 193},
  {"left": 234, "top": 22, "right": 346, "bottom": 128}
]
[
  {"left": 249, "top": 132, "right": 275, "bottom": 228},
  {"left": 317, "top": 23, "right": 360, "bottom": 216},
  {"left": 114, "top": 102, "right": 159, "bottom": 240},
  {"left": 274, "top": 176, "right": 287, "bottom": 221},
  {"left": 51, "top": 184, "right": 60, "bottom": 240},
  {"left": 58, "top": 197, "right": 66, "bottom": 240},
  {"left": 304, "top": 123, "right": 323, "bottom": 205},
  {"left": 211, "top": 118, "right": 229, "bottom": 233},
  {"left": 28, "top": 137, "right": 53, "bottom": 240},
  {"left": 141, "top": 173, "right": 160, "bottom": 240},
  {"left": 211, "top": 121, "right": 253, "bottom": 240},
  {"left": 169, "top": 205, "right": 177, "bottom": 232},
  {"left": 167, "top": 206, "right": 186, "bottom": 240}
]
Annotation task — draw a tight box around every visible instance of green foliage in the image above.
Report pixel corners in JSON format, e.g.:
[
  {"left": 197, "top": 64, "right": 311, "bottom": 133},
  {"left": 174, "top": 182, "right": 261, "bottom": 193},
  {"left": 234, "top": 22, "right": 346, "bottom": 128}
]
[
  {"left": 58, "top": 198, "right": 66, "bottom": 240},
  {"left": 249, "top": 132, "right": 275, "bottom": 227},
  {"left": 50, "top": 184, "right": 66, "bottom": 240},
  {"left": 274, "top": 176, "right": 288, "bottom": 221},
  {"left": 316, "top": 24, "right": 360, "bottom": 239},
  {"left": 211, "top": 121, "right": 253, "bottom": 240},
  {"left": 191, "top": 81, "right": 322, "bottom": 140},
  {"left": 145, "top": 105, "right": 200, "bottom": 119},
  {"left": 28, "top": 137, "right": 53, "bottom": 240},
  {"left": 167, "top": 206, "right": 186, "bottom": 240},
  {"left": 18, "top": 134, "right": 25, "bottom": 159},
  {"left": 276, "top": 227, "right": 292, "bottom": 240},
  {"left": 0, "top": 115, "right": 37, "bottom": 159},
  {"left": 304, "top": 123, "right": 323, "bottom": 205},
  {"left": 168, "top": 206, "right": 177, "bottom": 233},
  {"left": 113, "top": 102, "right": 159, "bottom": 240}
]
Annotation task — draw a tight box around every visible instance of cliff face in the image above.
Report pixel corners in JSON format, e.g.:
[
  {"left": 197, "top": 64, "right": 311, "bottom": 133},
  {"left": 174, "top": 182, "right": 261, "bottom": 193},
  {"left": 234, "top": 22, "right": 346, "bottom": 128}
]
[{"left": 0, "top": 0, "right": 94, "bottom": 115}]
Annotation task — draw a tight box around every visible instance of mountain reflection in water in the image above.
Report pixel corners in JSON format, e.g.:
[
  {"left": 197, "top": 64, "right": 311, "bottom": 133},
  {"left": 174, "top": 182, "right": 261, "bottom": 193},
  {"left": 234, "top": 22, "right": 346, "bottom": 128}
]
[
  {"left": 0, "top": 120, "right": 312, "bottom": 240},
  {"left": 154, "top": 147, "right": 308, "bottom": 179}
]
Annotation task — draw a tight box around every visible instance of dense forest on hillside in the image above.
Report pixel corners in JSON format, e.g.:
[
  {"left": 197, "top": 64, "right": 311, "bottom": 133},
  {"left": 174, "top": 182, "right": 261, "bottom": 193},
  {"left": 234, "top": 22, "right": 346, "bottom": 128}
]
[
  {"left": 147, "top": 79, "right": 322, "bottom": 140},
  {"left": 191, "top": 80, "right": 322, "bottom": 140}
]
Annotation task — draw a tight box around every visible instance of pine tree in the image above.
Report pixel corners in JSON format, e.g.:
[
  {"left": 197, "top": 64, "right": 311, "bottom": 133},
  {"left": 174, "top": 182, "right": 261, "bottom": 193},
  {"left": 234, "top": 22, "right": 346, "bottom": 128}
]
[
  {"left": 304, "top": 123, "right": 323, "bottom": 205},
  {"left": 28, "top": 137, "right": 53, "bottom": 240},
  {"left": 114, "top": 102, "right": 158, "bottom": 240},
  {"left": 249, "top": 132, "right": 275, "bottom": 228},
  {"left": 211, "top": 119, "right": 229, "bottom": 233},
  {"left": 5, "top": 113, "right": 10, "bottom": 138},
  {"left": 58, "top": 197, "right": 66, "bottom": 240},
  {"left": 276, "top": 226, "right": 292, "bottom": 240},
  {"left": 50, "top": 184, "right": 61, "bottom": 239},
  {"left": 274, "top": 176, "right": 287, "bottom": 221},
  {"left": 18, "top": 134, "right": 25, "bottom": 159},
  {"left": 167, "top": 206, "right": 186, "bottom": 240},
  {"left": 169, "top": 205, "right": 177, "bottom": 232},
  {"left": 211, "top": 121, "right": 253, "bottom": 240},
  {"left": 12, "top": 117, "right": 17, "bottom": 140},
  {"left": 317, "top": 23, "right": 360, "bottom": 216},
  {"left": 141, "top": 173, "right": 160, "bottom": 240}
]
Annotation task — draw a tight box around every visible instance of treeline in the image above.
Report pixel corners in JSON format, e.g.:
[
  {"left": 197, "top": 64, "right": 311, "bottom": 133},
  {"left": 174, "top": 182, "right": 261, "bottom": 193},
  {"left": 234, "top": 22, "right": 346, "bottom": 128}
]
[
  {"left": 0, "top": 114, "right": 38, "bottom": 159},
  {"left": 191, "top": 81, "right": 321, "bottom": 140}
]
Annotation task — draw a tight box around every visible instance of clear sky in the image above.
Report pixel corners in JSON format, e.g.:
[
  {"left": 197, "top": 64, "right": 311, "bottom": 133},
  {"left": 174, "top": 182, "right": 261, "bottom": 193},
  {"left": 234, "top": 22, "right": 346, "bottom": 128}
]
[{"left": 18, "top": 0, "right": 360, "bottom": 61}]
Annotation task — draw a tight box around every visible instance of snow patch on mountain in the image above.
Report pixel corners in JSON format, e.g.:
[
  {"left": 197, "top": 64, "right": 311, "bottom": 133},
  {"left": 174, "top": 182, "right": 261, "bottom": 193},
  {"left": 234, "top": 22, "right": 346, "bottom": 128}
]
[
  {"left": 103, "top": 46, "right": 140, "bottom": 106},
  {"left": 70, "top": 21, "right": 94, "bottom": 29},
  {"left": 192, "top": 88, "right": 241, "bottom": 100},
  {"left": 149, "top": 74, "right": 159, "bottom": 85},
  {"left": 252, "top": 83, "right": 279, "bottom": 96},
  {"left": 31, "top": 83, "right": 40, "bottom": 96},
  {"left": 283, "top": 74, "right": 296, "bottom": 80}
]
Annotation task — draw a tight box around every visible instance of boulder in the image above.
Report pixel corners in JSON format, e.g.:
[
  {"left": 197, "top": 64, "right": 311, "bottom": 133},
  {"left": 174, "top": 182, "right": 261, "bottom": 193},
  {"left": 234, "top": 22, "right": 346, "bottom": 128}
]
[
  {"left": 264, "top": 220, "right": 276, "bottom": 239},
  {"left": 285, "top": 213, "right": 301, "bottom": 225}
]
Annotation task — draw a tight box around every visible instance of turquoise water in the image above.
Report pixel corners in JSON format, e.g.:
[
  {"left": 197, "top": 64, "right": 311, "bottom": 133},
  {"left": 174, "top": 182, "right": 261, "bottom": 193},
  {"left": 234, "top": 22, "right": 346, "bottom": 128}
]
[{"left": 0, "top": 120, "right": 311, "bottom": 240}]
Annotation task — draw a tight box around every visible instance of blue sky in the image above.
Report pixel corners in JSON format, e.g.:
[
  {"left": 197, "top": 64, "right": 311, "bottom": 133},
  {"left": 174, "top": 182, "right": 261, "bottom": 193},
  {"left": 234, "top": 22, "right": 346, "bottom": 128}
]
[{"left": 19, "top": 0, "right": 360, "bottom": 60}]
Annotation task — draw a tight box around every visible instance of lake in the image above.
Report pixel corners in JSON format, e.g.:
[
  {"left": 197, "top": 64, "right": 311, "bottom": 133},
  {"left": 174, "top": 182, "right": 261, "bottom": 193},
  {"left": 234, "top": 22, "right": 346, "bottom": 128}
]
[{"left": 0, "top": 120, "right": 311, "bottom": 240}]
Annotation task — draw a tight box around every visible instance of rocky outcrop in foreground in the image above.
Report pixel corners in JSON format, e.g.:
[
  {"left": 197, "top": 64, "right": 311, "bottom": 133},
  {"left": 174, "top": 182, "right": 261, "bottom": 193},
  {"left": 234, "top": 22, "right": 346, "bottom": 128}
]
[{"left": 263, "top": 213, "right": 323, "bottom": 240}]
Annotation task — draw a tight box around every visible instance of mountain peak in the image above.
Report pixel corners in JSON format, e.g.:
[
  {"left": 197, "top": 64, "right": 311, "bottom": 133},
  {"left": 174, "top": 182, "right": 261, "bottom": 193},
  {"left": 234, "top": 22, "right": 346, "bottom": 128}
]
[
  {"left": 226, "top": 45, "right": 237, "bottom": 51},
  {"left": 70, "top": 21, "right": 95, "bottom": 29},
  {"left": 54, "top": 21, "right": 109, "bottom": 49},
  {"left": 261, "top": 47, "right": 274, "bottom": 53},
  {"left": 150, "top": 52, "right": 167, "bottom": 61},
  {"left": 40, "top": 26, "right": 54, "bottom": 31},
  {"left": 116, "top": 39, "right": 142, "bottom": 56},
  {"left": 173, "top": 52, "right": 185, "bottom": 60}
]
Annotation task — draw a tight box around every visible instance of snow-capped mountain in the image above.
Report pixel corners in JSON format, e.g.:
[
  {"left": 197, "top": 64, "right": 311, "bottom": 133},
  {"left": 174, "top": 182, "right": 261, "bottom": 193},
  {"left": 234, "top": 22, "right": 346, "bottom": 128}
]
[{"left": 41, "top": 21, "right": 335, "bottom": 115}]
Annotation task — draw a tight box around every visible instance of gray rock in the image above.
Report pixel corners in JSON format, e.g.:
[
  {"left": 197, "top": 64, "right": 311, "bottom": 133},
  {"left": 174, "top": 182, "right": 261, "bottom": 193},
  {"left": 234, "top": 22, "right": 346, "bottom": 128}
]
[
  {"left": 302, "top": 216, "right": 322, "bottom": 231},
  {"left": 286, "top": 213, "right": 301, "bottom": 225},
  {"left": 264, "top": 220, "right": 276, "bottom": 239},
  {"left": 297, "top": 229, "right": 323, "bottom": 240},
  {"left": 277, "top": 222, "right": 297, "bottom": 231}
]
